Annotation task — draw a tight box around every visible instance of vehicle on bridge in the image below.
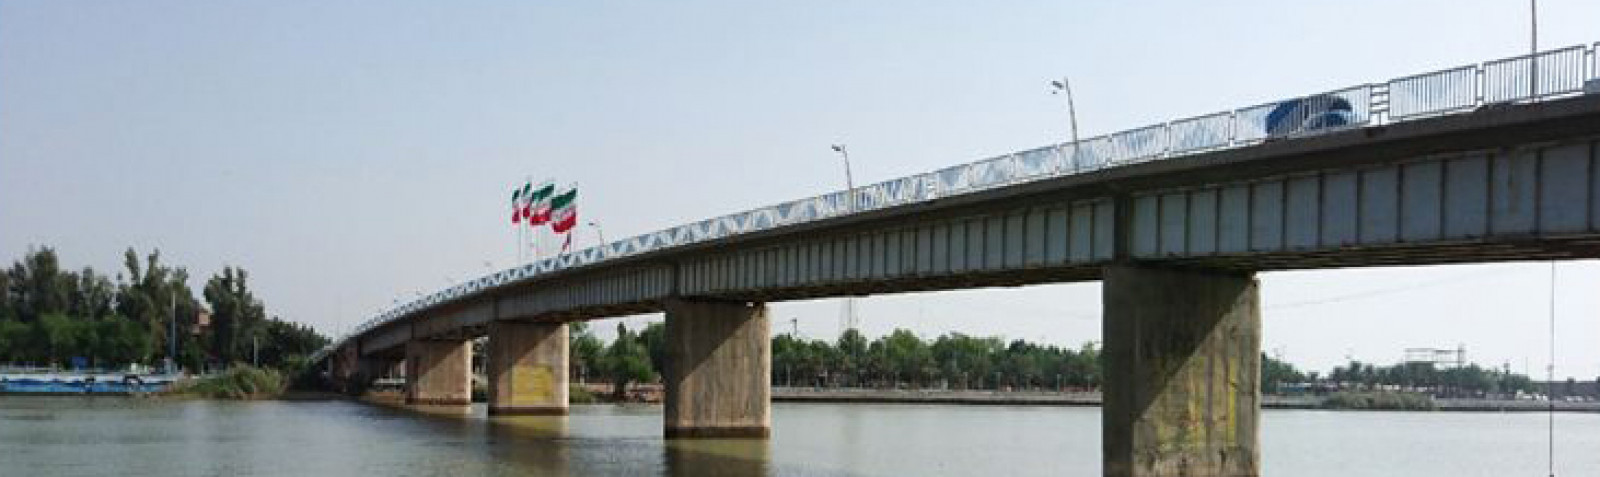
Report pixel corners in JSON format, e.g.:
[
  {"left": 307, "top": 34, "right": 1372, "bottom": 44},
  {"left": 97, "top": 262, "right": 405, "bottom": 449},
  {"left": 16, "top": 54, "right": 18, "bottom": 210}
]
[{"left": 1265, "top": 94, "right": 1356, "bottom": 137}]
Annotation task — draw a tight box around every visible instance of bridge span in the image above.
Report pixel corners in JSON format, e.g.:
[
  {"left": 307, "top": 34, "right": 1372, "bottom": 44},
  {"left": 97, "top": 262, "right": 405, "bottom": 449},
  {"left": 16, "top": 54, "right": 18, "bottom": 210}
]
[{"left": 317, "top": 45, "right": 1600, "bottom": 476}]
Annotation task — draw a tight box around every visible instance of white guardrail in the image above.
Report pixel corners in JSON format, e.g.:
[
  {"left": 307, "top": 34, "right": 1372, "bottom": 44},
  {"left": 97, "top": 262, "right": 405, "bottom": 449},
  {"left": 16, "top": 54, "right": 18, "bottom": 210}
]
[{"left": 312, "top": 43, "right": 1600, "bottom": 364}]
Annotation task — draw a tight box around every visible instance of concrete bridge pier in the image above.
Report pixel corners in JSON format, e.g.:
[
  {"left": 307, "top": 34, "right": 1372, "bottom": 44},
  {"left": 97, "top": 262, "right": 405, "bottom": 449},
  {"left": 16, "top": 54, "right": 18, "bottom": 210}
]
[
  {"left": 662, "top": 298, "right": 771, "bottom": 438},
  {"left": 404, "top": 338, "right": 473, "bottom": 406},
  {"left": 1101, "top": 265, "right": 1261, "bottom": 477},
  {"left": 330, "top": 345, "right": 360, "bottom": 394},
  {"left": 486, "top": 321, "right": 569, "bottom": 415}
]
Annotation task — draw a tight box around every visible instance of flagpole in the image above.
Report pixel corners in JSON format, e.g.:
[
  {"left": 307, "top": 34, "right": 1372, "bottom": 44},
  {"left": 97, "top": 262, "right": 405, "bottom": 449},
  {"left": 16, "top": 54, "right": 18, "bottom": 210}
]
[
  {"left": 513, "top": 180, "right": 525, "bottom": 266},
  {"left": 530, "top": 178, "right": 543, "bottom": 262}
]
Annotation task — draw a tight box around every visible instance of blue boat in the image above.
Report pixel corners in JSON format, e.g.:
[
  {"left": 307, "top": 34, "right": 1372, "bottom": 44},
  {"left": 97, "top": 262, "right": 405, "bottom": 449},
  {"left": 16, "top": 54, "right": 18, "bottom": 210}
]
[{"left": 0, "top": 372, "right": 176, "bottom": 395}]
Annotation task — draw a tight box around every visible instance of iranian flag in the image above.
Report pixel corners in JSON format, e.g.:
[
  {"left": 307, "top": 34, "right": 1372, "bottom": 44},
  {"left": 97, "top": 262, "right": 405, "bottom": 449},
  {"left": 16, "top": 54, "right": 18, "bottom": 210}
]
[
  {"left": 549, "top": 188, "right": 578, "bottom": 234},
  {"left": 526, "top": 181, "right": 557, "bottom": 225},
  {"left": 510, "top": 181, "right": 532, "bottom": 223}
]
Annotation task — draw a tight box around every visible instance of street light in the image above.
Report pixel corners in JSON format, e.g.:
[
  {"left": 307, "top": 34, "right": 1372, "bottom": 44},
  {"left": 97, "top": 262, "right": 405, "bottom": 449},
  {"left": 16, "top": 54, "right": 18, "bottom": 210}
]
[
  {"left": 1049, "top": 77, "right": 1081, "bottom": 144},
  {"left": 829, "top": 144, "right": 857, "bottom": 212},
  {"left": 587, "top": 221, "right": 607, "bottom": 251}
]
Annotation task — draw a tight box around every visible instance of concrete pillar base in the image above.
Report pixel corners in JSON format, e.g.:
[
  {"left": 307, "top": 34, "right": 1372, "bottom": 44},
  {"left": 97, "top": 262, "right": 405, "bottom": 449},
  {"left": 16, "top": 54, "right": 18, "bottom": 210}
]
[
  {"left": 487, "top": 321, "right": 570, "bottom": 416},
  {"left": 663, "top": 298, "right": 771, "bottom": 440},
  {"left": 406, "top": 397, "right": 474, "bottom": 406},
  {"left": 663, "top": 426, "right": 772, "bottom": 439},
  {"left": 405, "top": 339, "right": 473, "bottom": 407},
  {"left": 1102, "top": 265, "right": 1261, "bottom": 477},
  {"left": 488, "top": 407, "right": 570, "bottom": 416}
]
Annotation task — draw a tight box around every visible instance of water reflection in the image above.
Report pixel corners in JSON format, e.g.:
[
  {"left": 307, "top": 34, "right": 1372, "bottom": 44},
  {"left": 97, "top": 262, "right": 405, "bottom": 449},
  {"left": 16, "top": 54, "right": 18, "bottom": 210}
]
[
  {"left": 5, "top": 398, "right": 1600, "bottom": 477},
  {"left": 664, "top": 438, "right": 771, "bottom": 477},
  {"left": 487, "top": 414, "right": 572, "bottom": 475}
]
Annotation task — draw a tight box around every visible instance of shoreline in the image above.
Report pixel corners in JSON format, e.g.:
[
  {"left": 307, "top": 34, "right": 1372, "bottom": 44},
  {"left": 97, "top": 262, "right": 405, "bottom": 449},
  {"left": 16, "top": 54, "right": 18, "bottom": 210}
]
[
  {"left": 7, "top": 388, "right": 1597, "bottom": 413},
  {"left": 770, "top": 387, "right": 1600, "bottom": 413}
]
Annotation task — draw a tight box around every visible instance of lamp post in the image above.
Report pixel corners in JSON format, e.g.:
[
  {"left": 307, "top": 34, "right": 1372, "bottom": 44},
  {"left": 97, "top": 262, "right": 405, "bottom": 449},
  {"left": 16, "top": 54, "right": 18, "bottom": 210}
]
[
  {"left": 168, "top": 288, "right": 177, "bottom": 375},
  {"left": 587, "top": 222, "right": 607, "bottom": 253},
  {"left": 829, "top": 144, "right": 857, "bottom": 212},
  {"left": 1530, "top": 0, "right": 1538, "bottom": 100},
  {"left": 1049, "top": 77, "right": 1081, "bottom": 144}
]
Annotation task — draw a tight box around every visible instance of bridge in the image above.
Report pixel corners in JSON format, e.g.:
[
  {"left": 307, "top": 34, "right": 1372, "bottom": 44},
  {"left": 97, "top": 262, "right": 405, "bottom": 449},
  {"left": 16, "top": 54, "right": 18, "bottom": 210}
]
[{"left": 315, "top": 44, "right": 1600, "bottom": 476}]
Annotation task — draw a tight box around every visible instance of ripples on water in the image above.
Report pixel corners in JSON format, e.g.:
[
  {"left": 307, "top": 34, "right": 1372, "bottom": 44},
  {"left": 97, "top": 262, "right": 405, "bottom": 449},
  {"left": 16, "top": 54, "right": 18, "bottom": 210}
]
[{"left": 1, "top": 396, "right": 1597, "bottom": 476}]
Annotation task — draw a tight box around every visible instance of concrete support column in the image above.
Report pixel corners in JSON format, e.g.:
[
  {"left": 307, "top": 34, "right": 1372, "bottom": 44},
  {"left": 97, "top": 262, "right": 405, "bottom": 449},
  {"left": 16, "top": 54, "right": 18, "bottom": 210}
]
[
  {"left": 487, "top": 321, "right": 570, "bottom": 415},
  {"left": 405, "top": 339, "right": 473, "bottom": 406},
  {"left": 663, "top": 298, "right": 771, "bottom": 439},
  {"left": 1102, "top": 265, "right": 1261, "bottom": 477},
  {"left": 331, "top": 345, "right": 360, "bottom": 394}
]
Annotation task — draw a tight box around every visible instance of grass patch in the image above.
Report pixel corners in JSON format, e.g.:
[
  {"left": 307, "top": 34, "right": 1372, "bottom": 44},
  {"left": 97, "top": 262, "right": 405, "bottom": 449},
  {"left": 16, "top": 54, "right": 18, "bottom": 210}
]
[
  {"left": 1321, "top": 391, "right": 1437, "bottom": 411},
  {"left": 167, "top": 366, "right": 286, "bottom": 400},
  {"left": 569, "top": 384, "right": 600, "bottom": 404}
]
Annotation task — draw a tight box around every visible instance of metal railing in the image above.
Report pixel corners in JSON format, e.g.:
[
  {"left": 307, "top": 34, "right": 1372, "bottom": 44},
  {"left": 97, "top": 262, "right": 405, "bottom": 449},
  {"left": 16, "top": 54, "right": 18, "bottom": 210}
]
[{"left": 311, "top": 43, "right": 1600, "bottom": 364}]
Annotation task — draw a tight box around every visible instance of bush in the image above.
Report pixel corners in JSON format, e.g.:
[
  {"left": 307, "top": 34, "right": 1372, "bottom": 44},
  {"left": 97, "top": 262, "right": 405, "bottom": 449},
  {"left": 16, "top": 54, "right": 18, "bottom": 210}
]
[
  {"left": 168, "top": 365, "right": 286, "bottom": 399},
  {"left": 569, "top": 384, "right": 598, "bottom": 404},
  {"left": 1321, "top": 391, "right": 1436, "bottom": 411}
]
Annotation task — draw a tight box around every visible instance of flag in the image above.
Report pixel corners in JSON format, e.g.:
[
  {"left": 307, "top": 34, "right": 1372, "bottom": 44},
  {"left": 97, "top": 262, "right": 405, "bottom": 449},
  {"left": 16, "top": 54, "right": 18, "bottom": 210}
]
[
  {"left": 527, "top": 181, "right": 557, "bottom": 225},
  {"left": 561, "top": 231, "right": 573, "bottom": 252},
  {"left": 510, "top": 181, "right": 530, "bottom": 224},
  {"left": 549, "top": 187, "right": 578, "bottom": 233}
]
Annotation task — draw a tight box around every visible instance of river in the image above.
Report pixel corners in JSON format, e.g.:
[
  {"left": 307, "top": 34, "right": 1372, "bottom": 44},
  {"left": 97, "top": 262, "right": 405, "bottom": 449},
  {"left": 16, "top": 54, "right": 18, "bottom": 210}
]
[{"left": 2, "top": 396, "right": 1597, "bottom": 476}]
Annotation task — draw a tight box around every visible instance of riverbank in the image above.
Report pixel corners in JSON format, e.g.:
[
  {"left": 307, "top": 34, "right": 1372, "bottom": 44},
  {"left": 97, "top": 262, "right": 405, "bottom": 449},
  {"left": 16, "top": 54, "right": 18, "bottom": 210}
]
[{"left": 770, "top": 387, "right": 1600, "bottom": 412}]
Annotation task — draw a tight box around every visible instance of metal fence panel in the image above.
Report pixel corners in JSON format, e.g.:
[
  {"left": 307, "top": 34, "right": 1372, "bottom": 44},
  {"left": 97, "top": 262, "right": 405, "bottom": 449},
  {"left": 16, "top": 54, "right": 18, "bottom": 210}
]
[
  {"left": 1073, "top": 136, "right": 1118, "bottom": 172},
  {"left": 1015, "top": 145, "right": 1062, "bottom": 178},
  {"left": 1169, "top": 112, "right": 1232, "bottom": 153},
  {"left": 1109, "top": 124, "right": 1168, "bottom": 163},
  {"left": 970, "top": 155, "right": 1018, "bottom": 190},
  {"left": 1482, "top": 46, "right": 1588, "bottom": 103},
  {"left": 1387, "top": 65, "right": 1477, "bottom": 119}
]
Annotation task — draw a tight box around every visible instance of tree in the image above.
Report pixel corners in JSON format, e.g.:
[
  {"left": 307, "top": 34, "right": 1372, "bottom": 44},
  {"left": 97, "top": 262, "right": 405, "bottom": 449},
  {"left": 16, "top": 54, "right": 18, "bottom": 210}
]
[
  {"left": 836, "top": 328, "right": 868, "bottom": 385},
  {"left": 568, "top": 322, "right": 603, "bottom": 382},
  {"left": 1261, "top": 353, "right": 1305, "bottom": 394},
  {"left": 638, "top": 322, "right": 667, "bottom": 375},
  {"left": 252, "top": 317, "right": 330, "bottom": 370},
  {"left": 881, "top": 329, "right": 932, "bottom": 388},
  {"left": 0, "top": 318, "right": 22, "bottom": 361},
  {"left": 601, "top": 323, "right": 654, "bottom": 400},
  {"left": 34, "top": 312, "right": 80, "bottom": 364},
  {"left": 0, "top": 246, "right": 323, "bottom": 372},
  {"left": 116, "top": 248, "right": 200, "bottom": 365},
  {"left": 8, "top": 247, "right": 71, "bottom": 323},
  {"left": 204, "top": 266, "right": 266, "bottom": 365}
]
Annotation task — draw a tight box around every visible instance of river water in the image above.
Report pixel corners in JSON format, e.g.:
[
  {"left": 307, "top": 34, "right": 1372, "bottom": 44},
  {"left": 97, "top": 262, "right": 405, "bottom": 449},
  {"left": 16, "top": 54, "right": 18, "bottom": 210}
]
[{"left": 2, "top": 396, "right": 1597, "bottom": 476}]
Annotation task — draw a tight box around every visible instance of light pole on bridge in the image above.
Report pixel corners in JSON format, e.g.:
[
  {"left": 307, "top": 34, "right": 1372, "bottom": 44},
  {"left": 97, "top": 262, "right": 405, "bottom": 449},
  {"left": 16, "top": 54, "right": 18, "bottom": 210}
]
[
  {"left": 1049, "top": 77, "right": 1081, "bottom": 145},
  {"left": 588, "top": 222, "right": 607, "bottom": 254},
  {"left": 829, "top": 144, "right": 856, "bottom": 212}
]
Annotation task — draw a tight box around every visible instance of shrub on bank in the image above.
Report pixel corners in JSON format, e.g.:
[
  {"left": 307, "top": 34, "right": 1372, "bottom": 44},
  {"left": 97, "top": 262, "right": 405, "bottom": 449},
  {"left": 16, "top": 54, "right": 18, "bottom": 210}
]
[
  {"left": 570, "top": 384, "right": 598, "bottom": 404},
  {"left": 168, "top": 365, "right": 286, "bottom": 400},
  {"left": 1321, "top": 391, "right": 1437, "bottom": 411}
]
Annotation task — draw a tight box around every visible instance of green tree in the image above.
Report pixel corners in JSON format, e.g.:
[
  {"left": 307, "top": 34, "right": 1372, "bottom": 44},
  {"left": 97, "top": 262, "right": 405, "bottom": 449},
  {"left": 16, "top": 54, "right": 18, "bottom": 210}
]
[
  {"left": 204, "top": 266, "right": 266, "bottom": 365},
  {"left": 8, "top": 247, "right": 71, "bottom": 323},
  {"left": 34, "top": 312, "right": 81, "bottom": 364},
  {"left": 638, "top": 322, "right": 667, "bottom": 375},
  {"left": 601, "top": 323, "right": 654, "bottom": 400},
  {"left": 251, "top": 317, "right": 330, "bottom": 370},
  {"left": 1261, "top": 353, "right": 1305, "bottom": 394},
  {"left": 568, "top": 321, "right": 604, "bottom": 382},
  {"left": 836, "top": 328, "right": 868, "bottom": 385},
  {"left": 881, "top": 329, "right": 932, "bottom": 388},
  {"left": 116, "top": 249, "right": 200, "bottom": 365}
]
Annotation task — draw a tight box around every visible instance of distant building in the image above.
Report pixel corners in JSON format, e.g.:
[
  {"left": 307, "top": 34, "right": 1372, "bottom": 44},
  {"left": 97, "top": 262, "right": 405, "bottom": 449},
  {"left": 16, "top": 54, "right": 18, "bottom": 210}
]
[
  {"left": 189, "top": 309, "right": 211, "bottom": 337},
  {"left": 1537, "top": 379, "right": 1600, "bottom": 398}
]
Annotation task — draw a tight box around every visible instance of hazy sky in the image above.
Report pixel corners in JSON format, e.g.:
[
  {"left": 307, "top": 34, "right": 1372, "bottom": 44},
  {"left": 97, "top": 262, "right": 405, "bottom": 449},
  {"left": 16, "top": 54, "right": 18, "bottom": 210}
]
[{"left": 3, "top": 1, "right": 1598, "bottom": 378}]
